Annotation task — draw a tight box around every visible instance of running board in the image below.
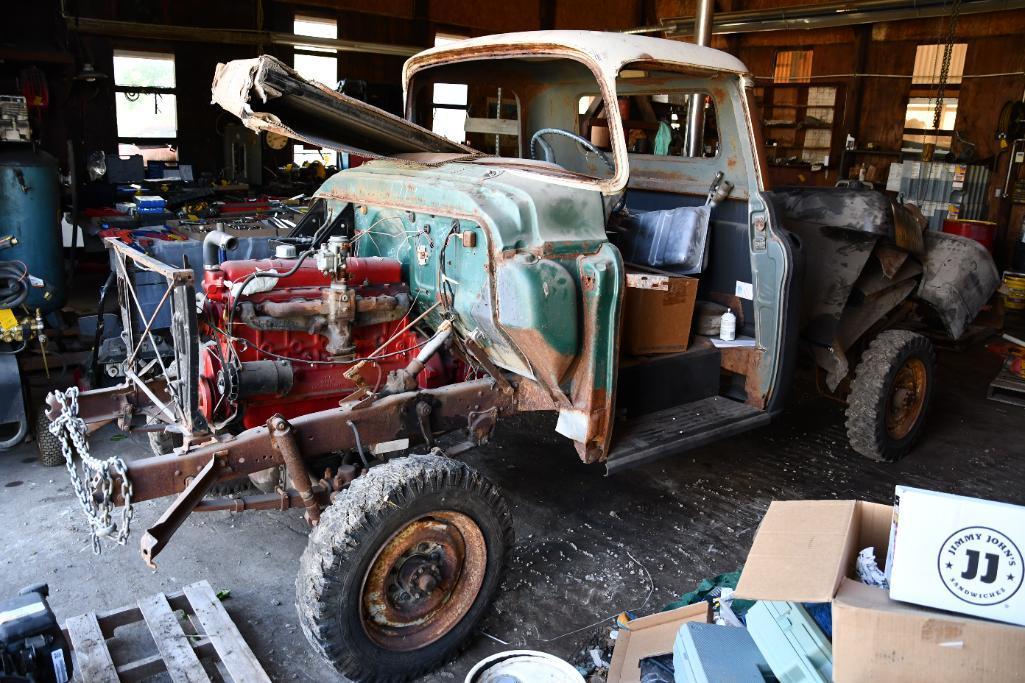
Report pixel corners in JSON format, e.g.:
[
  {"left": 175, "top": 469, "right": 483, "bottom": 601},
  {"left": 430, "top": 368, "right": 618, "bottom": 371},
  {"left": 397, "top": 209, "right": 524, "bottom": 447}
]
[{"left": 605, "top": 396, "right": 770, "bottom": 473}]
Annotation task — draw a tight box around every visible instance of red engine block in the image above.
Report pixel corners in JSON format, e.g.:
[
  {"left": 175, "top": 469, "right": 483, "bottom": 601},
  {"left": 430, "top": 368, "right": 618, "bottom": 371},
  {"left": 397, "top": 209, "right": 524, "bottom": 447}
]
[{"left": 199, "top": 257, "right": 451, "bottom": 429}]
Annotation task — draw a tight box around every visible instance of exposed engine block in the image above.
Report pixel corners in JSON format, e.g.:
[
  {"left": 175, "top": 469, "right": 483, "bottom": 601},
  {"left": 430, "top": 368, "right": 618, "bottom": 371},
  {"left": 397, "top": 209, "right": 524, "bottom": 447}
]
[{"left": 198, "top": 239, "right": 451, "bottom": 430}]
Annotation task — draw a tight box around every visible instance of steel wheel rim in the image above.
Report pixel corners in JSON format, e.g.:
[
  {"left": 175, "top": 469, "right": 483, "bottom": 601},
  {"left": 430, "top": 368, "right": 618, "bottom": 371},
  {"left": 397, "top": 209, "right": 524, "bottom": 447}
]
[
  {"left": 885, "top": 356, "right": 927, "bottom": 440},
  {"left": 360, "top": 511, "right": 486, "bottom": 651}
]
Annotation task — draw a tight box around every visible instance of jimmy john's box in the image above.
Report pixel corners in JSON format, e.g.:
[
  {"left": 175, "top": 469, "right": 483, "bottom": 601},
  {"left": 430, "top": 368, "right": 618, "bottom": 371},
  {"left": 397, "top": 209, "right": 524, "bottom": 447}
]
[
  {"left": 736, "top": 499, "right": 1025, "bottom": 682},
  {"left": 886, "top": 486, "right": 1025, "bottom": 626}
]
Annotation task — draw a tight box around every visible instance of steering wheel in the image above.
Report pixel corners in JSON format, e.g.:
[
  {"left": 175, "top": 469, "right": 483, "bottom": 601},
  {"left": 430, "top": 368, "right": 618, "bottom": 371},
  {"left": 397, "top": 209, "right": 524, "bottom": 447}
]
[{"left": 530, "top": 128, "right": 614, "bottom": 174}]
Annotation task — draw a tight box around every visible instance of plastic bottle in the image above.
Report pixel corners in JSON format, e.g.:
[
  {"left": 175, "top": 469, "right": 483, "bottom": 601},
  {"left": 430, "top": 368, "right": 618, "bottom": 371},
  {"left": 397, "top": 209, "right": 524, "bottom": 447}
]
[{"left": 720, "top": 308, "right": 736, "bottom": 342}]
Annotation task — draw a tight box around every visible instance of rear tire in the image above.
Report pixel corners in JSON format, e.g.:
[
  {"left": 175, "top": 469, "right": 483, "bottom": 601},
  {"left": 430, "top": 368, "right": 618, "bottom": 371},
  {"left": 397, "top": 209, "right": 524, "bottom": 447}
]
[
  {"left": 35, "top": 411, "right": 64, "bottom": 467},
  {"left": 296, "top": 454, "right": 513, "bottom": 682},
  {"left": 845, "top": 330, "right": 935, "bottom": 462},
  {"left": 147, "top": 426, "right": 182, "bottom": 457}
]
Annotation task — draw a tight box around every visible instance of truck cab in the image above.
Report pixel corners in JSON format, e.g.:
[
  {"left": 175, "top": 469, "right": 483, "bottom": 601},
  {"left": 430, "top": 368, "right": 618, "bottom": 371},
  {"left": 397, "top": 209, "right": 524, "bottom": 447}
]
[{"left": 210, "top": 29, "right": 996, "bottom": 470}]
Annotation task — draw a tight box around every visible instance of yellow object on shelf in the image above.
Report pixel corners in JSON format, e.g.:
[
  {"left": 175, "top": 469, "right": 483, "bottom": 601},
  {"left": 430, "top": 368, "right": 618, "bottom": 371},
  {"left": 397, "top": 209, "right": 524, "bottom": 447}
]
[{"left": 1004, "top": 272, "right": 1025, "bottom": 311}]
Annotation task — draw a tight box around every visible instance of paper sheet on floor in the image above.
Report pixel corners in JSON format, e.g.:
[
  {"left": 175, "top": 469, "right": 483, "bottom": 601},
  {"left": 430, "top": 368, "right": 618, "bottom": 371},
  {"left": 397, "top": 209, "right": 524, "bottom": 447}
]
[{"left": 709, "top": 336, "right": 756, "bottom": 348}]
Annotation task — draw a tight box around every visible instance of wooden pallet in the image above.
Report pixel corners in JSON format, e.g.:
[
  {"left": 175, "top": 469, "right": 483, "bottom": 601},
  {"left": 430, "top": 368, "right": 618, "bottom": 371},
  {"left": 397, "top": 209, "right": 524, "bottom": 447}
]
[
  {"left": 988, "top": 369, "right": 1025, "bottom": 408},
  {"left": 63, "top": 580, "right": 270, "bottom": 683}
]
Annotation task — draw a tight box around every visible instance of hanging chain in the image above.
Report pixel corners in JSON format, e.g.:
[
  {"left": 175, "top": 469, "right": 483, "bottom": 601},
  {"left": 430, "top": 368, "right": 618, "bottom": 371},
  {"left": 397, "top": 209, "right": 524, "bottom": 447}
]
[
  {"left": 47, "top": 387, "right": 135, "bottom": 554},
  {"left": 932, "top": 0, "right": 962, "bottom": 131}
]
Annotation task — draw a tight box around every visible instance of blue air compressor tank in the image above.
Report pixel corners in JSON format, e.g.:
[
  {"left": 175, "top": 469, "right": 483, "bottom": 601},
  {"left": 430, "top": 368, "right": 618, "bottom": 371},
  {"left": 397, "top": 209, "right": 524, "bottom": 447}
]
[{"left": 0, "top": 148, "right": 65, "bottom": 313}]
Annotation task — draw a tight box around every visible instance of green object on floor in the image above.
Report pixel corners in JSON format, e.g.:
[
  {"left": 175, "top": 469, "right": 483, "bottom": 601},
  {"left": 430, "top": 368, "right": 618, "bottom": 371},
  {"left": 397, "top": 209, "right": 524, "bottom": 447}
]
[{"left": 664, "top": 570, "right": 755, "bottom": 617}]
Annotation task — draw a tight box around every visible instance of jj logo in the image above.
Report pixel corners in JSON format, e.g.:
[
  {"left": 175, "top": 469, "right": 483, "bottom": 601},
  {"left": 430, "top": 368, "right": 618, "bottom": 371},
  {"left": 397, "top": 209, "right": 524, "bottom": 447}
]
[
  {"left": 938, "top": 527, "right": 1023, "bottom": 606},
  {"left": 960, "top": 549, "right": 999, "bottom": 584}
]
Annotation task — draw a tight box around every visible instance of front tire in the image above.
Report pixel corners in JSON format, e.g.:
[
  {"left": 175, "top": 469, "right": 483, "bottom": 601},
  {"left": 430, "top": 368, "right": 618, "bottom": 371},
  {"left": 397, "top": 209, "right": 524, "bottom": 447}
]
[
  {"left": 296, "top": 454, "right": 513, "bottom": 682},
  {"left": 845, "top": 330, "right": 935, "bottom": 462}
]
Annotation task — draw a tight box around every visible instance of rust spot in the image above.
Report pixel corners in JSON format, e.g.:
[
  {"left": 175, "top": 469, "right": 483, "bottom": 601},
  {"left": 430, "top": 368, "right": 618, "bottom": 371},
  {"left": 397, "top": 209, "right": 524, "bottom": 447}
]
[
  {"left": 361, "top": 512, "right": 486, "bottom": 651},
  {"left": 719, "top": 345, "right": 766, "bottom": 410},
  {"left": 920, "top": 619, "right": 964, "bottom": 643}
]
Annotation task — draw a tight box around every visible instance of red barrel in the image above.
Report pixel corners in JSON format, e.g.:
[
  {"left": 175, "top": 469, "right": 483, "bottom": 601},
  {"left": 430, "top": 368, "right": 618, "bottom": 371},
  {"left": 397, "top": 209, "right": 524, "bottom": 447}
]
[{"left": 942, "top": 218, "right": 997, "bottom": 253}]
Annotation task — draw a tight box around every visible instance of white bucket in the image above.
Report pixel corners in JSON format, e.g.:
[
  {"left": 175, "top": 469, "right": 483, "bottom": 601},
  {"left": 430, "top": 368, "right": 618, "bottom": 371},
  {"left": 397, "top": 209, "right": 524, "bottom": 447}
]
[{"left": 464, "top": 650, "right": 584, "bottom": 683}]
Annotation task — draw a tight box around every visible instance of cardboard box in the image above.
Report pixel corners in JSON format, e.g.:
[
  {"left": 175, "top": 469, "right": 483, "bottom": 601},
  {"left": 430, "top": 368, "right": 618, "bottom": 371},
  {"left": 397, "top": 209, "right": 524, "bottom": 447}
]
[
  {"left": 736, "top": 500, "right": 1025, "bottom": 682},
  {"left": 607, "top": 602, "right": 711, "bottom": 683},
  {"left": 622, "top": 270, "right": 698, "bottom": 355},
  {"left": 887, "top": 486, "right": 1025, "bottom": 626}
]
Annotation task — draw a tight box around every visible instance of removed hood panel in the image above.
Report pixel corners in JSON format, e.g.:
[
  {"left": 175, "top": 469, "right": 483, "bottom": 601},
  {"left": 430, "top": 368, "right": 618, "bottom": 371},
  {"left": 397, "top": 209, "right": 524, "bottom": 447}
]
[{"left": 211, "top": 55, "right": 474, "bottom": 159}]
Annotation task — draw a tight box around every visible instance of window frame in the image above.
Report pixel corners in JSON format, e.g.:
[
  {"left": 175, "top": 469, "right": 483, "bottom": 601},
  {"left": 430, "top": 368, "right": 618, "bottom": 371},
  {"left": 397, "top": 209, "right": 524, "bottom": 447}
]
[
  {"left": 597, "top": 90, "right": 721, "bottom": 160},
  {"left": 292, "top": 13, "right": 340, "bottom": 167},
  {"left": 773, "top": 49, "right": 814, "bottom": 84},
  {"left": 429, "top": 33, "right": 471, "bottom": 144},
  {"left": 113, "top": 49, "right": 178, "bottom": 153},
  {"left": 902, "top": 43, "right": 968, "bottom": 152}
]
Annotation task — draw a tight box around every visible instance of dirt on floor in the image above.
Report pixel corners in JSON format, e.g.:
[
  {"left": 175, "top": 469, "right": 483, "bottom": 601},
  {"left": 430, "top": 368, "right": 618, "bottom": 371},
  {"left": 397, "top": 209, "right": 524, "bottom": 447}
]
[{"left": 0, "top": 342, "right": 1022, "bottom": 681}]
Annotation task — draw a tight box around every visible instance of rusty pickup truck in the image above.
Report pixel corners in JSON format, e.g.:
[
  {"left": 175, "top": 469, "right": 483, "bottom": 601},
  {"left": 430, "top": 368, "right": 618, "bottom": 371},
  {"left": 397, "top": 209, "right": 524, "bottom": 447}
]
[{"left": 46, "top": 31, "right": 998, "bottom": 681}]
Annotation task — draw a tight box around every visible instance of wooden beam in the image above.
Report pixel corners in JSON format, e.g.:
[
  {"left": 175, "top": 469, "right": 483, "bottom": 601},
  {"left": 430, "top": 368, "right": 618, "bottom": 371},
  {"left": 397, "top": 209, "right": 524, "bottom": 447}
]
[
  {"left": 839, "top": 24, "right": 871, "bottom": 180},
  {"left": 65, "top": 16, "right": 419, "bottom": 56},
  {"left": 540, "top": 0, "right": 556, "bottom": 30}
]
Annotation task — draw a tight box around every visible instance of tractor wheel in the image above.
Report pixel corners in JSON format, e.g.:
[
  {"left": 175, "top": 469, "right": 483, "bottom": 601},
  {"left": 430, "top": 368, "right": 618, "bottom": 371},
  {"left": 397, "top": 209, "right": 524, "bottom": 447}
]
[
  {"left": 845, "top": 330, "right": 935, "bottom": 462},
  {"left": 296, "top": 454, "right": 513, "bottom": 682},
  {"left": 35, "top": 411, "right": 65, "bottom": 467}
]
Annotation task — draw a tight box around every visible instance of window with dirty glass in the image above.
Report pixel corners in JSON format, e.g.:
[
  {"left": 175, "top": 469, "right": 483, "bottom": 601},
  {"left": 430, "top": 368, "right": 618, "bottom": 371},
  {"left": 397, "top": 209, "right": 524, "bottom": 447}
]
[
  {"left": 429, "top": 35, "right": 474, "bottom": 146},
  {"left": 593, "top": 70, "right": 721, "bottom": 159},
  {"left": 902, "top": 43, "right": 967, "bottom": 155},
  {"left": 583, "top": 92, "right": 719, "bottom": 158},
  {"left": 114, "top": 50, "right": 178, "bottom": 163},
  {"left": 773, "top": 50, "right": 813, "bottom": 84},
  {"left": 409, "top": 54, "right": 613, "bottom": 181},
  {"left": 755, "top": 82, "right": 839, "bottom": 168},
  {"left": 293, "top": 14, "right": 339, "bottom": 167}
]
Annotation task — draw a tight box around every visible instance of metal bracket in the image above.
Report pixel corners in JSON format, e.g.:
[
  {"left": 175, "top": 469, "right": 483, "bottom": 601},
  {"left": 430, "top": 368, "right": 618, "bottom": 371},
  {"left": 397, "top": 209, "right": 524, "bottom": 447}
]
[
  {"left": 467, "top": 407, "right": 498, "bottom": 446},
  {"left": 139, "top": 454, "right": 219, "bottom": 568},
  {"left": 462, "top": 335, "right": 513, "bottom": 393},
  {"left": 415, "top": 401, "right": 434, "bottom": 448}
]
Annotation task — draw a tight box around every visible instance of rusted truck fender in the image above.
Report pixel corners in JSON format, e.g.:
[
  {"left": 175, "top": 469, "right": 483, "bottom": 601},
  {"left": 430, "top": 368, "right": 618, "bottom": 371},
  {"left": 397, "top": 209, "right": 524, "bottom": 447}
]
[{"left": 916, "top": 231, "right": 1000, "bottom": 340}]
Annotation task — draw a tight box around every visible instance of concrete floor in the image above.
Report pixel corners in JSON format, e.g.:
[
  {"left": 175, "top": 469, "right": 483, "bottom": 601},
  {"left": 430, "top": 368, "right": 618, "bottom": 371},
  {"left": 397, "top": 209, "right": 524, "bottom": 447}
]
[{"left": 1, "top": 342, "right": 1022, "bottom": 681}]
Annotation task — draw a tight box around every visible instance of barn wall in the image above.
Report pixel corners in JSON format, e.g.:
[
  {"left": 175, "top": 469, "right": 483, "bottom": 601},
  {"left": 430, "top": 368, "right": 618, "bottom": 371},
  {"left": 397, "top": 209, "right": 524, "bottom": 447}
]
[{"left": 11, "top": 0, "right": 1025, "bottom": 239}]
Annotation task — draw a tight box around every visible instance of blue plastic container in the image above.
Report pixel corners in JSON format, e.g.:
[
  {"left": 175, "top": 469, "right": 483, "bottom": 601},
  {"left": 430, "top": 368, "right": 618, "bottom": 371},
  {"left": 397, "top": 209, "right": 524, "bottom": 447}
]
[
  {"left": 109, "top": 236, "right": 277, "bottom": 331},
  {"left": 746, "top": 601, "right": 832, "bottom": 683},
  {"left": 0, "top": 148, "right": 65, "bottom": 313},
  {"left": 672, "top": 623, "right": 772, "bottom": 683}
]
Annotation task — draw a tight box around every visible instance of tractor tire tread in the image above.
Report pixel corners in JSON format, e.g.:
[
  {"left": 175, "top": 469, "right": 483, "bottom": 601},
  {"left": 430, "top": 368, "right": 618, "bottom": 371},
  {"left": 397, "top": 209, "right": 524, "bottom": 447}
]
[
  {"left": 845, "top": 329, "right": 935, "bottom": 462},
  {"left": 295, "top": 454, "right": 513, "bottom": 682}
]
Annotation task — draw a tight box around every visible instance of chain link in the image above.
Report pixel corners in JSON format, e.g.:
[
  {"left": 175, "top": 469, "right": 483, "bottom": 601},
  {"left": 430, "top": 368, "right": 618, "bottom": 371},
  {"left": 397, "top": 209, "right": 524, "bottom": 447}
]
[
  {"left": 47, "top": 387, "right": 135, "bottom": 554},
  {"left": 932, "top": 0, "right": 962, "bottom": 131}
]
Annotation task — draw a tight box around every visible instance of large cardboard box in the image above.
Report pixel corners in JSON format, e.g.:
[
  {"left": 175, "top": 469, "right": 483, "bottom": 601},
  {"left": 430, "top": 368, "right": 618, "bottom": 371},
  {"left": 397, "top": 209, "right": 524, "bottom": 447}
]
[
  {"left": 622, "top": 270, "right": 698, "bottom": 355},
  {"left": 607, "top": 602, "right": 711, "bottom": 683},
  {"left": 887, "top": 486, "right": 1025, "bottom": 626},
  {"left": 735, "top": 500, "right": 1025, "bottom": 682}
]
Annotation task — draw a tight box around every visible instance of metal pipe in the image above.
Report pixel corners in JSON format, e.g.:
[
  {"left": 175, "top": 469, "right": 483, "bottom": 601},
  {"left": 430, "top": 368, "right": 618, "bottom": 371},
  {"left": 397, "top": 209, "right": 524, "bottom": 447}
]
[
  {"left": 379, "top": 321, "right": 454, "bottom": 396},
  {"left": 267, "top": 415, "right": 321, "bottom": 525},
  {"left": 203, "top": 230, "right": 238, "bottom": 270},
  {"left": 1005, "top": 139, "right": 1023, "bottom": 197},
  {"left": 627, "top": 0, "right": 1025, "bottom": 36},
  {"left": 686, "top": 0, "right": 714, "bottom": 158},
  {"left": 415, "top": 322, "right": 453, "bottom": 365}
]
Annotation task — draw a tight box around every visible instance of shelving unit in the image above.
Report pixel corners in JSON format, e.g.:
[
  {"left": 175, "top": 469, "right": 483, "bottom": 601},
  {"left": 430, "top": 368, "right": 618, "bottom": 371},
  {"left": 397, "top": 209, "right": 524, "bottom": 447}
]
[{"left": 754, "top": 82, "right": 846, "bottom": 175}]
